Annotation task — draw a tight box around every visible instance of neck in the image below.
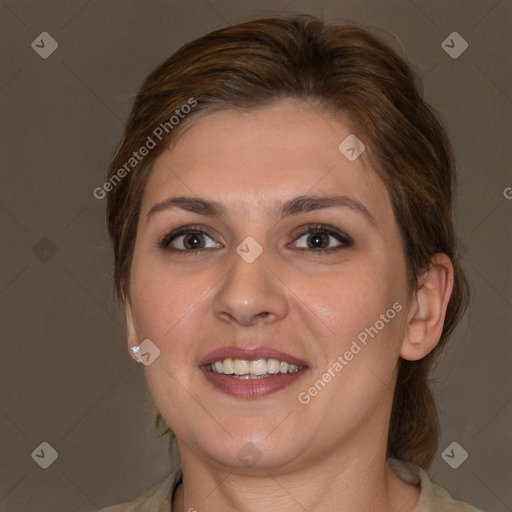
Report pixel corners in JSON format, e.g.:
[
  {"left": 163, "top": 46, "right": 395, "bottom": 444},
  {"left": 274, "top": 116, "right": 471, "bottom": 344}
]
[{"left": 172, "top": 439, "right": 420, "bottom": 512}]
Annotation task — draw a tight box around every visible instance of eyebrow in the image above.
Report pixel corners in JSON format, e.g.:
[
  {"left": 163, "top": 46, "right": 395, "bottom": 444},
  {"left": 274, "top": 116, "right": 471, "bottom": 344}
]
[{"left": 147, "top": 194, "right": 377, "bottom": 227}]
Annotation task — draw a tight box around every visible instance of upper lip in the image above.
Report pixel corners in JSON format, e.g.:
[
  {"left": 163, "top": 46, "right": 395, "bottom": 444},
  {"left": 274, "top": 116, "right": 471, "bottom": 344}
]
[{"left": 198, "top": 346, "right": 308, "bottom": 367}]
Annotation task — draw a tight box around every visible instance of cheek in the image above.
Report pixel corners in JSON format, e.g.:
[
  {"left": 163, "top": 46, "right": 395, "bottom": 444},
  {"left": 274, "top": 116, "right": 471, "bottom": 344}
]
[
  {"left": 292, "top": 257, "right": 407, "bottom": 394},
  {"left": 291, "top": 258, "right": 405, "bottom": 338},
  {"left": 130, "top": 265, "right": 206, "bottom": 430},
  {"left": 297, "top": 282, "right": 405, "bottom": 423},
  {"left": 129, "top": 257, "right": 210, "bottom": 342}
]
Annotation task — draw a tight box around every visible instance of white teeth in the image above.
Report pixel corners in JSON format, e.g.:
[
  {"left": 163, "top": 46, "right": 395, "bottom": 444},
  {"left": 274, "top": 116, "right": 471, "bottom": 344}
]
[
  {"left": 223, "top": 358, "right": 234, "bottom": 374},
  {"left": 209, "top": 358, "right": 303, "bottom": 376},
  {"left": 250, "top": 359, "right": 268, "bottom": 376},
  {"left": 267, "top": 359, "right": 280, "bottom": 374},
  {"left": 233, "top": 359, "right": 250, "bottom": 376}
]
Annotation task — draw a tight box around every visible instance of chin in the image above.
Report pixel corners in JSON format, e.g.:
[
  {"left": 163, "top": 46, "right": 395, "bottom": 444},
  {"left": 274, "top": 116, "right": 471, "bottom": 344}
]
[
  {"left": 208, "top": 441, "right": 304, "bottom": 472},
  {"left": 191, "top": 425, "right": 310, "bottom": 472}
]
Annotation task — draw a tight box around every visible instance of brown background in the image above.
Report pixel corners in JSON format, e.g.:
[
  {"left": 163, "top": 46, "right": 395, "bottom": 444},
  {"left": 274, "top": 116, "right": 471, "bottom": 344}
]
[{"left": 1, "top": 0, "right": 510, "bottom": 510}]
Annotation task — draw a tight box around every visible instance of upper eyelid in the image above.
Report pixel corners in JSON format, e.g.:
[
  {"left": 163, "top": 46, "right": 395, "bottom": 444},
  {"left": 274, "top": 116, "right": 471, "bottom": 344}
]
[
  {"left": 163, "top": 224, "right": 345, "bottom": 239},
  {"left": 291, "top": 227, "right": 351, "bottom": 247},
  {"left": 159, "top": 225, "right": 217, "bottom": 247}
]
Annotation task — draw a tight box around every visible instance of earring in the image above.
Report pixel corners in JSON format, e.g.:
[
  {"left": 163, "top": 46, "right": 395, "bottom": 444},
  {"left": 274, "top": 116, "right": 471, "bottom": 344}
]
[{"left": 129, "top": 344, "right": 143, "bottom": 363}]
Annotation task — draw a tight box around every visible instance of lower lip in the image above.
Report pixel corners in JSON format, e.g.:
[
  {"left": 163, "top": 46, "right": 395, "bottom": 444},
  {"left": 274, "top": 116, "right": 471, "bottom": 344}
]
[{"left": 201, "top": 367, "right": 308, "bottom": 398}]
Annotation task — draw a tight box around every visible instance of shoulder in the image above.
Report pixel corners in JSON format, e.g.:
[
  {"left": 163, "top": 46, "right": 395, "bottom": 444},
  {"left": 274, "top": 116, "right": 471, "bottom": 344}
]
[
  {"left": 100, "top": 468, "right": 182, "bottom": 512},
  {"left": 387, "top": 458, "right": 484, "bottom": 512}
]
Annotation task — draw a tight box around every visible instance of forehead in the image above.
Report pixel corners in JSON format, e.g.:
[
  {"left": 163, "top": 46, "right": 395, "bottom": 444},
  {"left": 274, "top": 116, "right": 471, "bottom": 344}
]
[{"left": 141, "top": 100, "right": 393, "bottom": 224}]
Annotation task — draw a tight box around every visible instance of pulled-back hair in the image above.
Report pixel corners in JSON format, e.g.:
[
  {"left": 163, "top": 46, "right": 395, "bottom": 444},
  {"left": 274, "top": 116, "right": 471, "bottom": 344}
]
[{"left": 106, "top": 15, "right": 469, "bottom": 469}]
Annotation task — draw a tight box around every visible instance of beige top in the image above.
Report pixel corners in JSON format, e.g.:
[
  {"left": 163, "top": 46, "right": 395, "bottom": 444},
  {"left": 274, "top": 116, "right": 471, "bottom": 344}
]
[{"left": 101, "top": 458, "right": 483, "bottom": 511}]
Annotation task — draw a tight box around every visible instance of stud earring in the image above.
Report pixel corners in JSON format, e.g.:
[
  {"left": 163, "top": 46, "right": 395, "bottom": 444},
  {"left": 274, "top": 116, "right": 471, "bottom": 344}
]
[{"left": 129, "top": 344, "right": 143, "bottom": 363}]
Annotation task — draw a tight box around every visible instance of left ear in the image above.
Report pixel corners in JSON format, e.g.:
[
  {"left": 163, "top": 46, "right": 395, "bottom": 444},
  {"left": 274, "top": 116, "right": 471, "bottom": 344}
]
[{"left": 400, "top": 253, "right": 454, "bottom": 361}]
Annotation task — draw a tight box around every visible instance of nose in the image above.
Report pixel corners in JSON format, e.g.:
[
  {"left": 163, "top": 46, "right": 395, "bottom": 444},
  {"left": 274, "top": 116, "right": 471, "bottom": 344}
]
[{"left": 212, "top": 248, "right": 289, "bottom": 327}]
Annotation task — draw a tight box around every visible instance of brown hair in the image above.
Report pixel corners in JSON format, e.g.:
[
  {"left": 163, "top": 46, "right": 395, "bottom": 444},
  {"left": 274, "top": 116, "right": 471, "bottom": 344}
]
[{"left": 106, "top": 15, "right": 469, "bottom": 469}]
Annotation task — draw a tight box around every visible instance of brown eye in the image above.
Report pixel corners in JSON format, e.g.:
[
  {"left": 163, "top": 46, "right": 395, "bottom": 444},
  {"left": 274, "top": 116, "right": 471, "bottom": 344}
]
[
  {"left": 159, "top": 227, "right": 222, "bottom": 251},
  {"left": 291, "top": 225, "right": 352, "bottom": 252},
  {"left": 305, "top": 232, "right": 330, "bottom": 249},
  {"left": 180, "top": 233, "right": 206, "bottom": 250}
]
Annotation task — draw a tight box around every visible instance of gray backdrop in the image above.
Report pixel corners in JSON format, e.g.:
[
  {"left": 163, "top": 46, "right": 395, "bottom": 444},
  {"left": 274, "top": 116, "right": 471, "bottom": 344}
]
[{"left": 1, "top": 0, "right": 510, "bottom": 511}]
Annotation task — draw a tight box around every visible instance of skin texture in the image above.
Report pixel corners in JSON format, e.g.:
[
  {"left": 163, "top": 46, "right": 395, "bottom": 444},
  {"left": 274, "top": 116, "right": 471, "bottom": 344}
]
[{"left": 124, "top": 99, "right": 454, "bottom": 511}]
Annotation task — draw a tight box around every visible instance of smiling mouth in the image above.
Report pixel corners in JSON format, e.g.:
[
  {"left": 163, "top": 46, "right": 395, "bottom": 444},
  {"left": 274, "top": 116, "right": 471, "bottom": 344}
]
[
  {"left": 199, "top": 346, "right": 309, "bottom": 398},
  {"left": 206, "top": 358, "right": 304, "bottom": 379},
  {"left": 201, "top": 357, "right": 308, "bottom": 398}
]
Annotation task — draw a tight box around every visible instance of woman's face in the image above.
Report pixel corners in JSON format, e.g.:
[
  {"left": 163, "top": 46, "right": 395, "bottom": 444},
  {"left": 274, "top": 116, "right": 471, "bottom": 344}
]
[{"left": 126, "top": 100, "right": 412, "bottom": 472}]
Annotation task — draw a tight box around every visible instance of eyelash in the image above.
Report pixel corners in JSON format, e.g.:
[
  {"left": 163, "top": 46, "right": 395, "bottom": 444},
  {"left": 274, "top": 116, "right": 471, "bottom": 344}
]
[{"left": 157, "top": 223, "right": 353, "bottom": 254}]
